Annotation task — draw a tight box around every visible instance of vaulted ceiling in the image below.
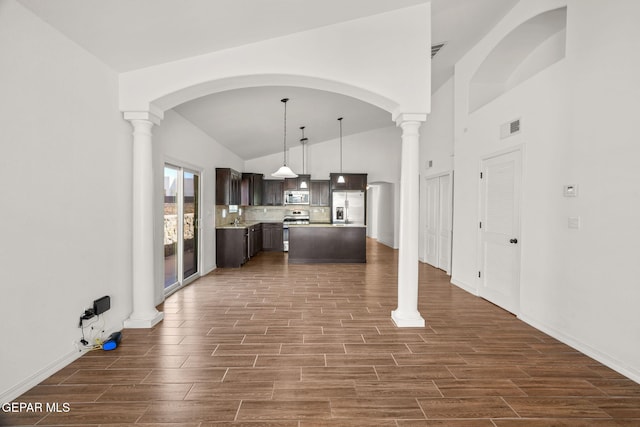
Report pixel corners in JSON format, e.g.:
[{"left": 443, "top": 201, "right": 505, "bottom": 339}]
[{"left": 18, "top": 0, "right": 518, "bottom": 160}]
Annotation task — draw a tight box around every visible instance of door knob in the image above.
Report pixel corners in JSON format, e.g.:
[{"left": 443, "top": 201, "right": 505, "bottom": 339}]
[{"left": 510, "top": 238, "right": 518, "bottom": 244}]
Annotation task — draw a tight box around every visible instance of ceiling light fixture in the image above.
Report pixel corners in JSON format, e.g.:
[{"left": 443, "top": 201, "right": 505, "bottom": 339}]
[
  {"left": 299, "top": 126, "right": 308, "bottom": 189},
  {"left": 271, "top": 98, "right": 298, "bottom": 178},
  {"left": 337, "top": 117, "right": 345, "bottom": 184}
]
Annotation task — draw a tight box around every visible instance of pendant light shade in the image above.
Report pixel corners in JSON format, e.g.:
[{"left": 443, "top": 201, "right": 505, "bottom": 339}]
[
  {"left": 272, "top": 98, "right": 298, "bottom": 178},
  {"left": 272, "top": 165, "right": 297, "bottom": 177},
  {"left": 337, "top": 117, "right": 345, "bottom": 183},
  {"left": 299, "top": 126, "right": 308, "bottom": 189}
]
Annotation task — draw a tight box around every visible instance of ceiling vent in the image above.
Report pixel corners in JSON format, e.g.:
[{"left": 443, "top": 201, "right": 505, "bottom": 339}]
[
  {"left": 500, "top": 118, "right": 521, "bottom": 139},
  {"left": 431, "top": 43, "right": 446, "bottom": 58}
]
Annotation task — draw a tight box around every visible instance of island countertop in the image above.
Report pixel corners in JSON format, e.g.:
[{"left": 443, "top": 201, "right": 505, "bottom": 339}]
[
  {"left": 216, "top": 220, "right": 281, "bottom": 229},
  {"left": 291, "top": 223, "right": 365, "bottom": 228}
]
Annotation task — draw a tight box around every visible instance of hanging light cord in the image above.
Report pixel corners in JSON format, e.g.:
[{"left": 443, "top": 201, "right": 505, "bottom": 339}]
[
  {"left": 281, "top": 98, "right": 289, "bottom": 166},
  {"left": 300, "top": 126, "right": 307, "bottom": 174},
  {"left": 338, "top": 117, "right": 343, "bottom": 174}
]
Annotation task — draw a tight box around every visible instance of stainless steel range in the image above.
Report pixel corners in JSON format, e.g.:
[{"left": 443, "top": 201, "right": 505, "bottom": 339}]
[{"left": 282, "top": 210, "right": 310, "bottom": 252}]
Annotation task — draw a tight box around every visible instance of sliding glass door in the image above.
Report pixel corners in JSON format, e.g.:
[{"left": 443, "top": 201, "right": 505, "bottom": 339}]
[
  {"left": 183, "top": 171, "right": 199, "bottom": 279},
  {"left": 164, "top": 166, "right": 179, "bottom": 288},
  {"left": 164, "top": 164, "right": 200, "bottom": 295}
]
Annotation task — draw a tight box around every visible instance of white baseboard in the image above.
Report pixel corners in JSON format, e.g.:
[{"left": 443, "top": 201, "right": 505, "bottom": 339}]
[
  {"left": 448, "top": 279, "right": 640, "bottom": 384},
  {"left": 0, "top": 349, "right": 83, "bottom": 404},
  {"left": 519, "top": 314, "right": 640, "bottom": 385},
  {"left": 376, "top": 237, "right": 396, "bottom": 249},
  {"left": 450, "top": 277, "right": 479, "bottom": 296}
]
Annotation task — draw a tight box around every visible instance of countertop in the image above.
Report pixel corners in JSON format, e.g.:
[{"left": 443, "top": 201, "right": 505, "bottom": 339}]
[
  {"left": 216, "top": 220, "right": 280, "bottom": 230},
  {"left": 216, "top": 221, "right": 364, "bottom": 229},
  {"left": 289, "top": 223, "right": 365, "bottom": 228}
]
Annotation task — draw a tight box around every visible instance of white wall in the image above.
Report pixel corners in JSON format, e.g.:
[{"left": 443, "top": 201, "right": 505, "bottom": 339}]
[
  {"left": 119, "top": 4, "right": 431, "bottom": 118},
  {"left": 0, "top": 1, "right": 133, "bottom": 401},
  {"left": 246, "top": 126, "right": 401, "bottom": 181},
  {"left": 558, "top": 0, "right": 640, "bottom": 381},
  {"left": 152, "top": 110, "right": 244, "bottom": 303},
  {"left": 449, "top": 0, "right": 640, "bottom": 382}
]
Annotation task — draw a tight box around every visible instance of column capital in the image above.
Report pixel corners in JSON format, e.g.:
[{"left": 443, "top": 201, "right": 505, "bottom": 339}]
[
  {"left": 123, "top": 110, "right": 163, "bottom": 126},
  {"left": 393, "top": 112, "right": 427, "bottom": 126}
]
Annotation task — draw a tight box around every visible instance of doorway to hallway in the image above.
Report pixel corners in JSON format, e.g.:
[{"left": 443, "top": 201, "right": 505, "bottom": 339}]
[{"left": 164, "top": 164, "right": 200, "bottom": 295}]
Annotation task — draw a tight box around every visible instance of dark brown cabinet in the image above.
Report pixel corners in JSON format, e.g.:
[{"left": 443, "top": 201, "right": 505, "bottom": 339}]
[
  {"left": 216, "top": 228, "right": 247, "bottom": 268},
  {"left": 263, "top": 180, "right": 284, "bottom": 206},
  {"left": 241, "top": 173, "right": 264, "bottom": 206},
  {"left": 288, "top": 226, "right": 366, "bottom": 264},
  {"left": 248, "top": 223, "right": 263, "bottom": 257},
  {"left": 310, "top": 180, "right": 330, "bottom": 206},
  {"left": 330, "top": 173, "right": 367, "bottom": 191},
  {"left": 284, "top": 174, "right": 311, "bottom": 191},
  {"left": 262, "top": 223, "right": 284, "bottom": 251},
  {"left": 216, "top": 168, "right": 242, "bottom": 205}
]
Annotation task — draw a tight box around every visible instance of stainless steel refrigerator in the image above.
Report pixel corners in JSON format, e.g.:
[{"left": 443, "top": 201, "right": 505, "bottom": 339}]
[{"left": 332, "top": 190, "right": 365, "bottom": 225}]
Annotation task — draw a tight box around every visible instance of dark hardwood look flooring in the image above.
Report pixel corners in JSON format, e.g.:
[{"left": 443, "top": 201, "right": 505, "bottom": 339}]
[{"left": 5, "top": 239, "right": 640, "bottom": 426}]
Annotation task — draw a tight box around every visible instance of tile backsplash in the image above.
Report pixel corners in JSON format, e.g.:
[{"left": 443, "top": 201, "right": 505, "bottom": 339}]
[{"left": 216, "top": 205, "right": 331, "bottom": 226}]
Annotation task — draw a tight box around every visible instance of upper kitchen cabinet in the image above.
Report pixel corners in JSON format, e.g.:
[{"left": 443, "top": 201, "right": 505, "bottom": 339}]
[
  {"left": 216, "top": 168, "right": 242, "bottom": 205},
  {"left": 330, "top": 173, "right": 368, "bottom": 191},
  {"left": 241, "top": 173, "right": 264, "bottom": 206},
  {"left": 263, "top": 179, "right": 284, "bottom": 206},
  {"left": 284, "top": 175, "right": 311, "bottom": 191},
  {"left": 310, "top": 180, "right": 330, "bottom": 206}
]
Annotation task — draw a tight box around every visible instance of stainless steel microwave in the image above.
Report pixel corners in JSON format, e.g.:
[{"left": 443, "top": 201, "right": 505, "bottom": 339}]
[{"left": 284, "top": 190, "right": 309, "bottom": 205}]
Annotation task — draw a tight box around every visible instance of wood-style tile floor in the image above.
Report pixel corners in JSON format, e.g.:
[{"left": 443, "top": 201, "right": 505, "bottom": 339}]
[{"left": 6, "top": 239, "right": 640, "bottom": 426}]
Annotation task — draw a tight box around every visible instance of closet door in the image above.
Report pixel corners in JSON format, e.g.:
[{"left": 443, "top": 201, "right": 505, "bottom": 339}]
[
  {"left": 437, "top": 174, "right": 452, "bottom": 273},
  {"left": 424, "top": 177, "right": 439, "bottom": 266},
  {"left": 424, "top": 173, "right": 453, "bottom": 274}
]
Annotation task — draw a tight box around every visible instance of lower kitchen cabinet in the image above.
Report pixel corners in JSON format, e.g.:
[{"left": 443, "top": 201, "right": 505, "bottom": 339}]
[
  {"left": 262, "top": 223, "right": 284, "bottom": 252},
  {"left": 216, "top": 228, "right": 248, "bottom": 268},
  {"left": 248, "top": 223, "right": 263, "bottom": 257}
]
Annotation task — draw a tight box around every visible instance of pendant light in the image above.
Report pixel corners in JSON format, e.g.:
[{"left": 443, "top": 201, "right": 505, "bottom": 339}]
[
  {"left": 337, "top": 117, "right": 345, "bottom": 183},
  {"left": 299, "top": 126, "right": 308, "bottom": 189},
  {"left": 271, "top": 98, "right": 298, "bottom": 178}
]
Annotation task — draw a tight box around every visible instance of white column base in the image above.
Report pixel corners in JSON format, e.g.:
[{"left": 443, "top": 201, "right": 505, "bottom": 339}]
[
  {"left": 391, "top": 309, "right": 425, "bottom": 328},
  {"left": 124, "top": 311, "right": 164, "bottom": 329}
]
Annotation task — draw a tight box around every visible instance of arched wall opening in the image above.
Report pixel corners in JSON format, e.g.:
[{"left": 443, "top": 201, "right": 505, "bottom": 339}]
[
  {"left": 469, "top": 7, "right": 567, "bottom": 112},
  {"left": 149, "top": 73, "right": 402, "bottom": 120}
]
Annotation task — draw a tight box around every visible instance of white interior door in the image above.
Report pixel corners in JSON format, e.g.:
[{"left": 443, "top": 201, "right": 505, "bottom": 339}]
[
  {"left": 437, "top": 174, "right": 452, "bottom": 273},
  {"left": 425, "top": 177, "right": 439, "bottom": 266},
  {"left": 424, "top": 173, "right": 453, "bottom": 273},
  {"left": 479, "top": 150, "right": 522, "bottom": 314}
]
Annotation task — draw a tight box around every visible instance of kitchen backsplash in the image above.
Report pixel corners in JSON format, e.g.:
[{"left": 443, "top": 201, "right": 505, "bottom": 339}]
[{"left": 216, "top": 205, "right": 331, "bottom": 226}]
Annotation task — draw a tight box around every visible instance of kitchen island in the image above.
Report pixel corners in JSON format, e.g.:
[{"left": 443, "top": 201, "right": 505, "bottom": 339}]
[{"left": 288, "top": 224, "right": 366, "bottom": 264}]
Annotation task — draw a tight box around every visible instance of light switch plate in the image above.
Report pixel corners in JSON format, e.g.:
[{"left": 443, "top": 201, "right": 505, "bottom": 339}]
[{"left": 568, "top": 216, "right": 581, "bottom": 229}]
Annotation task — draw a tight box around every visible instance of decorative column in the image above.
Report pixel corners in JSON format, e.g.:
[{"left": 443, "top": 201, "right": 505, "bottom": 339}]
[
  {"left": 123, "top": 112, "right": 164, "bottom": 328},
  {"left": 392, "top": 113, "right": 426, "bottom": 327}
]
